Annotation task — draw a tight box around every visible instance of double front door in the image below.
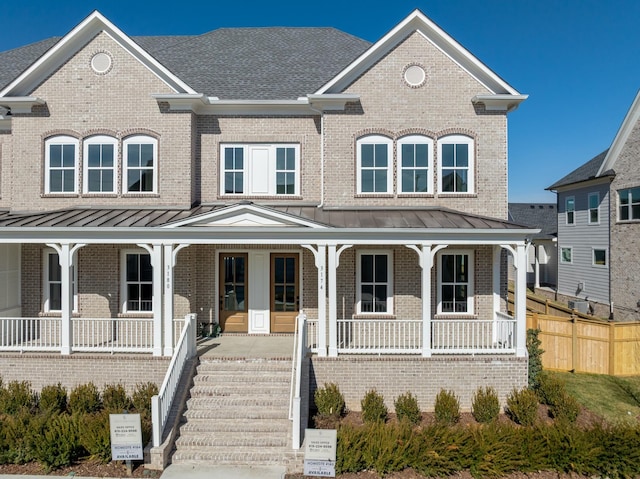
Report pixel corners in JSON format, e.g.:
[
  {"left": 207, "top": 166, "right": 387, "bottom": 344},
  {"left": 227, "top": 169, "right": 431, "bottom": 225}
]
[{"left": 219, "top": 252, "right": 299, "bottom": 333}]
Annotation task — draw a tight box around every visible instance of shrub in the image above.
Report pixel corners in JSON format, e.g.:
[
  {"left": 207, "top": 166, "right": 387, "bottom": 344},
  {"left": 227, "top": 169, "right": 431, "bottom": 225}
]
[
  {"left": 434, "top": 389, "right": 460, "bottom": 425},
  {"left": 68, "top": 383, "right": 101, "bottom": 414},
  {"left": 314, "top": 383, "right": 345, "bottom": 419},
  {"left": 361, "top": 389, "right": 388, "bottom": 424},
  {"left": 527, "top": 328, "right": 544, "bottom": 390},
  {"left": 0, "top": 380, "right": 36, "bottom": 414},
  {"left": 536, "top": 373, "right": 566, "bottom": 407},
  {"left": 79, "top": 410, "right": 111, "bottom": 463},
  {"left": 102, "top": 384, "right": 131, "bottom": 413},
  {"left": 549, "top": 392, "right": 580, "bottom": 423},
  {"left": 30, "top": 413, "right": 82, "bottom": 472},
  {"left": 39, "top": 384, "right": 67, "bottom": 415},
  {"left": 131, "top": 382, "right": 158, "bottom": 416},
  {"left": 394, "top": 392, "right": 421, "bottom": 425},
  {"left": 505, "top": 387, "right": 538, "bottom": 426},
  {"left": 0, "top": 410, "right": 35, "bottom": 464},
  {"left": 471, "top": 386, "right": 500, "bottom": 423}
]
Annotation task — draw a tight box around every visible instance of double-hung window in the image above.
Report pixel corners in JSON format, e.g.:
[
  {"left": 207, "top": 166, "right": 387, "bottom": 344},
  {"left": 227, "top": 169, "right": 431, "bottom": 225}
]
[
  {"left": 45, "top": 136, "right": 79, "bottom": 194},
  {"left": 398, "top": 135, "right": 433, "bottom": 193},
  {"left": 43, "top": 250, "right": 77, "bottom": 312},
  {"left": 593, "top": 248, "right": 607, "bottom": 267},
  {"left": 356, "top": 251, "right": 393, "bottom": 314},
  {"left": 356, "top": 135, "right": 392, "bottom": 194},
  {"left": 619, "top": 187, "right": 640, "bottom": 221},
  {"left": 124, "top": 135, "right": 157, "bottom": 193},
  {"left": 438, "top": 251, "right": 473, "bottom": 314},
  {"left": 221, "top": 144, "right": 300, "bottom": 196},
  {"left": 565, "top": 197, "right": 575, "bottom": 225},
  {"left": 122, "top": 252, "right": 153, "bottom": 313},
  {"left": 438, "top": 135, "right": 473, "bottom": 193},
  {"left": 84, "top": 135, "right": 117, "bottom": 193},
  {"left": 588, "top": 193, "right": 599, "bottom": 224},
  {"left": 560, "top": 247, "right": 572, "bottom": 264}
]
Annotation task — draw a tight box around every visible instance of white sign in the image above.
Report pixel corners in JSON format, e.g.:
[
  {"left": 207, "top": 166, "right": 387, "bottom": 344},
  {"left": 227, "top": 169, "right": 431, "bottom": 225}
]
[
  {"left": 304, "top": 459, "right": 335, "bottom": 477},
  {"left": 304, "top": 428, "right": 337, "bottom": 461},
  {"left": 110, "top": 414, "right": 143, "bottom": 461}
]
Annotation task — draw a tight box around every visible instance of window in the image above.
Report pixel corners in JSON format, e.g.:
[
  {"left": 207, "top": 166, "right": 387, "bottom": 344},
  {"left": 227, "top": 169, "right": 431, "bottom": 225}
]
[
  {"left": 565, "top": 197, "right": 575, "bottom": 225},
  {"left": 124, "top": 136, "right": 157, "bottom": 193},
  {"left": 593, "top": 248, "right": 607, "bottom": 267},
  {"left": 122, "top": 252, "right": 153, "bottom": 313},
  {"left": 45, "top": 136, "right": 78, "bottom": 193},
  {"left": 588, "top": 193, "right": 599, "bottom": 224},
  {"left": 619, "top": 187, "right": 640, "bottom": 221},
  {"left": 356, "top": 135, "right": 392, "bottom": 194},
  {"left": 560, "top": 247, "right": 572, "bottom": 264},
  {"left": 438, "top": 251, "right": 474, "bottom": 314},
  {"left": 84, "top": 135, "right": 117, "bottom": 193},
  {"left": 43, "top": 250, "right": 77, "bottom": 312},
  {"left": 221, "top": 144, "right": 300, "bottom": 196},
  {"left": 356, "top": 251, "right": 393, "bottom": 314},
  {"left": 398, "top": 135, "right": 433, "bottom": 193},
  {"left": 438, "top": 135, "right": 474, "bottom": 193}
]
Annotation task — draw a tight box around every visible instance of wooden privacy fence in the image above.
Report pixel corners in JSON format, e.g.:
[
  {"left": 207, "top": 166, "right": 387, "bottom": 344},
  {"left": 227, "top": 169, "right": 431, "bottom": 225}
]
[{"left": 527, "top": 313, "right": 640, "bottom": 376}]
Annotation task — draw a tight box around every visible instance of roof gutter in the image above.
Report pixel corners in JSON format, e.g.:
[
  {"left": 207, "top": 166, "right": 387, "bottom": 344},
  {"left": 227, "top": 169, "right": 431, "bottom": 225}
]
[{"left": 472, "top": 94, "right": 528, "bottom": 113}]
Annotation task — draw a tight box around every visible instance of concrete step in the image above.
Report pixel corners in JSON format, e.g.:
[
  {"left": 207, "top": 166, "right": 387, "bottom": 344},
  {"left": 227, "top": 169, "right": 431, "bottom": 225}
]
[
  {"left": 171, "top": 448, "right": 298, "bottom": 465},
  {"left": 176, "top": 432, "right": 288, "bottom": 448},
  {"left": 192, "top": 373, "right": 291, "bottom": 384},
  {"left": 185, "top": 396, "right": 289, "bottom": 409},
  {"left": 184, "top": 406, "right": 288, "bottom": 420},
  {"left": 198, "top": 359, "right": 291, "bottom": 371},
  {"left": 179, "top": 418, "right": 289, "bottom": 434}
]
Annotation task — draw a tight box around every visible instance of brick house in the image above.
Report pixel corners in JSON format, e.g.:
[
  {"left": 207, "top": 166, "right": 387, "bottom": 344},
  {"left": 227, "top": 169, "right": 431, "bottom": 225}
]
[
  {"left": 0, "top": 8, "right": 534, "bottom": 423},
  {"left": 548, "top": 91, "right": 640, "bottom": 321}
]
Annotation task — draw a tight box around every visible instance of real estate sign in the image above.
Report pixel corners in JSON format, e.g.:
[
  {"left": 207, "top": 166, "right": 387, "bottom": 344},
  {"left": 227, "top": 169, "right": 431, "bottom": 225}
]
[
  {"left": 304, "top": 429, "right": 337, "bottom": 477},
  {"left": 109, "top": 414, "right": 143, "bottom": 461}
]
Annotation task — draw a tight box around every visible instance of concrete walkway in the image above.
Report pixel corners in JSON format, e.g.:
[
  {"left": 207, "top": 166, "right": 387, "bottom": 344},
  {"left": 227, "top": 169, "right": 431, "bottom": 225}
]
[
  {"left": 197, "top": 334, "right": 295, "bottom": 359},
  {"left": 160, "top": 464, "right": 287, "bottom": 478}
]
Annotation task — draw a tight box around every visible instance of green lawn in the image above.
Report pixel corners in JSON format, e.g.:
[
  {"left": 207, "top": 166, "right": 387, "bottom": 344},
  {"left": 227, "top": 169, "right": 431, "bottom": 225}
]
[{"left": 550, "top": 371, "right": 640, "bottom": 425}]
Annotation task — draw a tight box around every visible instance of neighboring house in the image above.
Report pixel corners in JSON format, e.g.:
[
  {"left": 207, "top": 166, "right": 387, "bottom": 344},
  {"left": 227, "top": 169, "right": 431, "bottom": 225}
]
[
  {"left": 0, "top": 9, "right": 534, "bottom": 412},
  {"left": 508, "top": 203, "right": 557, "bottom": 289},
  {"left": 548, "top": 91, "right": 640, "bottom": 320}
]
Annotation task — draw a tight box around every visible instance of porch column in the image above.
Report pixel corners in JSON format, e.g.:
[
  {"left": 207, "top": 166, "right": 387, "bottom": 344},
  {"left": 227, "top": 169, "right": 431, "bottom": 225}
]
[
  {"left": 47, "top": 243, "right": 85, "bottom": 355},
  {"left": 533, "top": 244, "right": 541, "bottom": 289},
  {"left": 493, "top": 245, "right": 501, "bottom": 316},
  {"left": 138, "top": 243, "right": 163, "bottom": 356},
  {"left": 163, "top": 244, "right": 189, "bottom": 357},
  {"left": 515, "top": 243, "right": 528, "bottom": 357},
  {"left": 328, "top": 244, "right": 338, "bottom": 357},
  {"left": 301, "top": 244, "right": 327, "bottom": 357}
]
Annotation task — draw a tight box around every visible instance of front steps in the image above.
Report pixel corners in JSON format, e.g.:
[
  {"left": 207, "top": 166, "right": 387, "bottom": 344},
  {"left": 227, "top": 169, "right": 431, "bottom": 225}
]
[{"left": 171, "top": 357, "right": 304, "bottom": 471}]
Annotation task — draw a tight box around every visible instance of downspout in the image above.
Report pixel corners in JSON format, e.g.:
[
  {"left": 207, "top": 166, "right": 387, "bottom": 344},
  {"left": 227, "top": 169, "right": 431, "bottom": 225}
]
[
  {"left": 308, "top": 102, "right": 325, "bottom": 208},
  {"left": 608, "top": 178, "right": 614, "bottom": 320}
]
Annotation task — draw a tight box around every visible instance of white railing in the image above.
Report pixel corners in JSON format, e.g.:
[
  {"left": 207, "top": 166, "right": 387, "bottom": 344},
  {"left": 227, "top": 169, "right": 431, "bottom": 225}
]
[
  {"left": 173, "top": 318, "right": 186, "bottom": 347},
  {"left": 72, "top": 318, "right": 154, "bottom": 353},
  {"left": 305, "top": 318, "right": 319, "bottom": 353},
  {"left": 337, "top": 319, "right": 422, "bottom": 354},
  {"left": 431, "top": 317, "right": 516, "bottom": 354},
  {"left": 151, "top": 313, "right": 197, "bottom": 448},
  {"left": 0, "top": 317, "right": 61, "bottom": 351},
  {"left": 289, "top": 312, "right": 306, "bottom": 450}
]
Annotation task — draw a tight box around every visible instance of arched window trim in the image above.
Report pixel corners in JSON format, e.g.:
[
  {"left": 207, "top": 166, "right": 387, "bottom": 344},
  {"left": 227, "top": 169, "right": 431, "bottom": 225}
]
[
  {"left": 437, "top": 134, "right": 475, "bottom": 194},
  {"left": 397, "top": 134, "right": 434, "bottom": 194},
  {"left": 122, "top": 135, "right": 158, "bottom": 194},
  {"left": 44, "top": 135, "right": 79, "bottom": 194},
  {"left": 83, "top": 134, "right": 118, "bottom": 194},
  {"left": 356, "top": 134, "right": 393, "bottom": 194}
]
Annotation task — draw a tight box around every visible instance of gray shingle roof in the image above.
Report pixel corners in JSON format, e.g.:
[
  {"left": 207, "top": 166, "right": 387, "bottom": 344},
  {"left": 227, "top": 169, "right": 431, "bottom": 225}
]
[
  {"left": 0, "top": 27, "right": 371, "bottom": 99},
  {"left": 547, "top": 149, "right": 613, "bottom": 190},
  {"left": 508, "top": 203, "right": 556, "bottom": 239}
]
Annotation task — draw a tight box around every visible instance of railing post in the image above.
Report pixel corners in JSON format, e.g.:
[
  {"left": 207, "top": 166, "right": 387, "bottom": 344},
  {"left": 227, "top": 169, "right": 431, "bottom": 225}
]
[
  {"left": 187, "top": 313, "right": 197, "bottom": 359},
  {"left": 151, "top": 394, "right": 161, "bottom": 447}
]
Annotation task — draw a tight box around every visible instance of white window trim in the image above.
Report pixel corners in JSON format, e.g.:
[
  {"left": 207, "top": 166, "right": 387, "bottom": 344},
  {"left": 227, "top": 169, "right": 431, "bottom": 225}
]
[
  {"left": 592, "top": 248, "right": 608, "bottom": 268},
  {"left": 397, "top": 134, "right": 433, "bottom": 194},
  {"left": 43, "top": 249, "right": 78, "bottom": 313},
  {"left": 618, "top": 186, "right": 640, "bottom": 222},
  {"left": 565, "top": 196, "right": 575, "bottom": 225},
  {"left": 83, "top": 135, "right": 118, "bottom": 194},
  {"left": 44, "top": 135, "right": 79, "bottom": 194},
  {"left": 560, "top": 246, "right": 573, "bottom": 264},
  {"left": 588, "top": 192, "right": 600, "bottom": 225},
  {"left": 437, "top": 135, "right": 474, "bottom": 194},
  {"left": 123, "top": 135, "right": 158, "bottom": 194},
  {"left": 220, "top": 143, "right": 301, "bottom": 196},
  {"left": 437, "top": 250, "right": 474, "bottom": 315},
  {"left": 120, "top": 249, "right": 153, "bottom": 314},
  {"left": 355, "top": 250, "right": 393, "bottom": 315},
  {"left": 356, "top": 135, "right": 393, "bottom": 194}
]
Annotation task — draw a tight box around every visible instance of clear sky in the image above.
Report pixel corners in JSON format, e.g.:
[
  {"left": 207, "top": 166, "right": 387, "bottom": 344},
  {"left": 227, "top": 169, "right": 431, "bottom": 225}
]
[{"left": 2, "top": 0, "right": 638, "bottom": 203}]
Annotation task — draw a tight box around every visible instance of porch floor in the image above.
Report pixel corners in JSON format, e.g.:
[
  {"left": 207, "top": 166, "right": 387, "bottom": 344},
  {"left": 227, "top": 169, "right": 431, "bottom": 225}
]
[{"left": 196, "top": 334, "right": 294, "bottom": 359}]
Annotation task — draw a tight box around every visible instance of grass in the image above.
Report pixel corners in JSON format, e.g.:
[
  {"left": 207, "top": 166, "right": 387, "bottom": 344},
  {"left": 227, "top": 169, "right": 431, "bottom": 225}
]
[{"left": 549, "top": 371, "right": 640, "bottom": 425}]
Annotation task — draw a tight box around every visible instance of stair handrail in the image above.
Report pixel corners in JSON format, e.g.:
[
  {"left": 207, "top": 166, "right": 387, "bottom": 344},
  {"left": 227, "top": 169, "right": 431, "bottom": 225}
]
[
  {"left": 289, "top": 311, "right": 307, "bottom": 449},
  {"left": 151, "top": 313, "right": 197, "bottom": 447}
]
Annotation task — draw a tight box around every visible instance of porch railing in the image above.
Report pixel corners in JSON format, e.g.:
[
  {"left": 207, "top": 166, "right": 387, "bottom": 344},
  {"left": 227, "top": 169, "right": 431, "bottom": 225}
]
[
  {"left": 305, "top": 318, "right": 319, "bottom": 354},
  {"left": 432, "top": 317, "right": 515, "bottom": 354},
  {"left": 72, "top": 318, "right": 154, "bottom": 353},
  {"left": 0, "top": 317, "right": 61, "bottom": 351},
  {"left": 337, "top": 319, "right": 422, "bottom": 354},
  {"left": 151, "top": 313, "right": 197, "bottom": 447}
]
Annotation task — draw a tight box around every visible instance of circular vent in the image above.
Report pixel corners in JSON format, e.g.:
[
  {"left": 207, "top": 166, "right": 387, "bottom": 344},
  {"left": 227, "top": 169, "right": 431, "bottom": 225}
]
[
  {"left": 403, "top": 64, "right": 426, "bottom": 88},
  {"left": 91, "top": 52, "right": 112, "bottom": 74}
]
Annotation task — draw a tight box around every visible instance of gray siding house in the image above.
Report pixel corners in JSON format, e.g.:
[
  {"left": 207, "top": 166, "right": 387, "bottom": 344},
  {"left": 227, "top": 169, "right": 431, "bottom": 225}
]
[{"left": 549, "top": 90, "right": 640, "bottom": 320}]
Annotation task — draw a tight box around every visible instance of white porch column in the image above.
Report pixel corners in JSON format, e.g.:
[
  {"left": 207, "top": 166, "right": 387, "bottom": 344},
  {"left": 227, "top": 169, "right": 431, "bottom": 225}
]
[
  {"left": 328, "top": 244, "right": 338, "bottom": 357},
  {"left": 47, "top": 243, "right": 85, "bottom": 355},
  {"left": 138, "top": 243, "right": 163, "bottom": 356},
  {"left": 515, "top": 243, "right": 528, "bottom": 357},
  {"left": 534, "top": 244, "right": 541, "bottom": 289},
  {"left": 302, "top": 244, "right": 327, "bottom": 357},
  {"left": 162, "top": 244, "right": 189, "bottom": 357},
  {"left": 493, "top": 245, "right": 502, "bottom": 316}
]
